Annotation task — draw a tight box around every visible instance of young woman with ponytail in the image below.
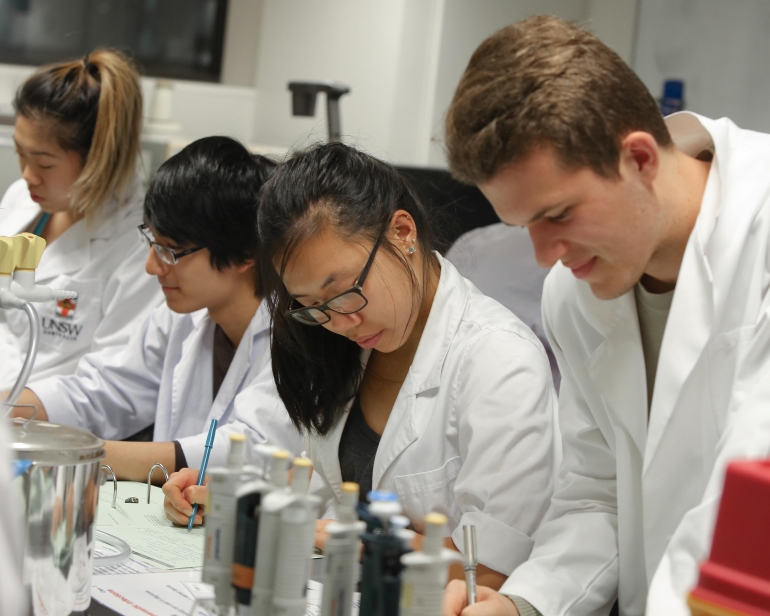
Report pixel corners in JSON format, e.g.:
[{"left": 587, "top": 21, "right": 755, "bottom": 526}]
[{"left": 0, "top": 49, "right": 161, "bottom": 390}]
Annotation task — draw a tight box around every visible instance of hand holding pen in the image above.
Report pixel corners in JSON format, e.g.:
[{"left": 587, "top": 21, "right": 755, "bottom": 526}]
[{"left": 187, "top": 418, "right": 218, "bottom": 531}]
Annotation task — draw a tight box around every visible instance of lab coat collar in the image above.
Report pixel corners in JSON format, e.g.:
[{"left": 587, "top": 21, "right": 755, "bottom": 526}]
[
  {"left": 26, "top": 176, "right": 142, "bottom": 281},
  {"left": 580, "top": 112, "right": 723, "bottom": 463},
  {"left": 371, "top": 254, "right": 468, "bottom": 488},
  {"left": 406, "top": 252, "right": 468, "bottom": 393},
  {"left": 312, "top": 254, "right": 470, "bottom": 497},
  {"left": 169, "top": 300, "right": 268, "bottom": 434},
  {"left": 644, "top": 112, "right": 720, "bottom": 470}
]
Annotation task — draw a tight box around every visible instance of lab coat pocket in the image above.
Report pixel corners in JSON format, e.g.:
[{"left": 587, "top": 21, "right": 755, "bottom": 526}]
[
  {"left": 392, "top": 455, "right": 463, "bottom": 533},
  {"left": 706, "top": 324, "right": 757, "bottom": 435}
]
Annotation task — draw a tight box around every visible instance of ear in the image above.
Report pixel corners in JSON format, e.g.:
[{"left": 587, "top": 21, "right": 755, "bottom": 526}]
[
  {"left": 619, "top": 131, "right": 660, "bottom": 184},
  {"left": 234, "top": 258, "right": 255, "bottom": 274},
  {"left": 389, "top": 210, "right": 418, "bottom": 256}
]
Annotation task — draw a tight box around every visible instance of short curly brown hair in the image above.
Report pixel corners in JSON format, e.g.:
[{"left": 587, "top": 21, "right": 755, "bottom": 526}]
[{"left": 445, "top": 15, "right": 672, "bottom": 185}]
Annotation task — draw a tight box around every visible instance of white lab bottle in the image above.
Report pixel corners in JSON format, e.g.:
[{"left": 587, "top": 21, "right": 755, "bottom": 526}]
[
  {"left": 203, "top": 434, "right": 259, "bottom": 614},
  {"left": 251, "top": 457, "right": 304, "bottom": 616},
  {"left": 234, "top": 451, "right": 292, "bottom": 616},
  {"left": 271, "top": 458, "right": 322, "bottom": 616},
  {"left": 320, "top": 482, "right": 366, "bottom": 616},
  {"left": 400, "top": 513, "right": 463, "bottom": 616}
]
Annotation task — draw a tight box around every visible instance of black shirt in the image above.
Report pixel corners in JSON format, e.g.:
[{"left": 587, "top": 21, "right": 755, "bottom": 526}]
[{"left": 338, "top": 398, "right": 381, "bottom": 501}]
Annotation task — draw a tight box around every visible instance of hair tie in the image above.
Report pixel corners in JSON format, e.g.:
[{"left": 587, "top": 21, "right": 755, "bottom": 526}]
[{"left": 82, "top": 56, "right": 100, "bottom": 79}]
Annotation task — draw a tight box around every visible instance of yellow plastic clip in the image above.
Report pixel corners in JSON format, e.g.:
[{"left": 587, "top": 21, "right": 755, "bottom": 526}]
[
  {"left": 13, "top": 233, "right": 47, "bottom": 271},
  {"left": 0, "top": 237, "right": 16, "bottom": 276}
]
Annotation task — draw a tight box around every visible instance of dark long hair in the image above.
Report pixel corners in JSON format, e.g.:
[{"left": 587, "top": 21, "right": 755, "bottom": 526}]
[{"left": 258, "top": 142, "right": 439, "bottom": 436}]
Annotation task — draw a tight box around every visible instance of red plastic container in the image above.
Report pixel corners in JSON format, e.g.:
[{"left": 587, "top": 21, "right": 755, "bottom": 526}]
[{"left": 688, "top": 460, "right": 770, "bottom": 616}]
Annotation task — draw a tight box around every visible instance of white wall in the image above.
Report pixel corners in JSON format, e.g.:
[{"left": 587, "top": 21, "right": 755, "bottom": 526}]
[
  {"left": 250, "top": 0, "right": 411, "bottom": 160},
  {"left": 633, "top": 0, "right": 770, "bottom": 133},
  {"left": 248, "top": 0, "right": 607, "bottom": 167}
]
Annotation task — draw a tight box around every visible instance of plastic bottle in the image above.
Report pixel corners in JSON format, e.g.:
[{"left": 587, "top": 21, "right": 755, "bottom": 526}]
[
  {"left": 271, "top": 458, "right": 322, "bottom": 616},
  {"left": 320, "top": 482, "right": 366, "bottom": 616},
  {"left": 359, "top": 492, "right": 410, "bottom": 616},
  {"left": 202, "top": 434, "right": 260, "bottom": 613},
  {"left": 251, "top": 458, "right": 309, "bottom": 616},
  {"left": 233, "top": 450, "right": 291, "bottom": 615},
  {"left": 400, "top": 513, "right": 463, "bottom": 616}
]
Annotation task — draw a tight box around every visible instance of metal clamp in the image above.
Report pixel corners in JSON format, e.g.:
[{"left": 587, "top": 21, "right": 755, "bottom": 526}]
[
  {"left": 2, "top": 402, "right": 38, "bottom": 425},
  {"left": 102, "top": 464, "right": 117, "bottom": 509},
  {"left": 147, "top": 463, "right": 169, "bottom": 504}
]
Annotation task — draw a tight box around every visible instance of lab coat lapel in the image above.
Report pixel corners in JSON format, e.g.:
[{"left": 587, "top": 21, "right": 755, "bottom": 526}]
[
  {"left": 585, "top": 290, "right": 648, "bottom": 458},
  {"left": 35, "top": 220, "right": 90, "bottom": 281},
  {"left": 371, "top": 254, "right": 466, "bottom": 489},
  {"left": 170, "top": 311, "right": 215, "bottom": 436},
  {"left": 208, "top": 305, "right": 268, "bottom": 421},
  {"left": 644, "top": 115, "right": 719, "bottom": 472}
]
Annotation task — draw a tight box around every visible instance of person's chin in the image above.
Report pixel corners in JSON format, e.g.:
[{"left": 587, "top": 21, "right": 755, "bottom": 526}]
[
  {"left": 163, "top": 293, "right": 198, "bottom": 315},
  {"left": 587, "top": 268, "right": 638, "bottom": 300}
]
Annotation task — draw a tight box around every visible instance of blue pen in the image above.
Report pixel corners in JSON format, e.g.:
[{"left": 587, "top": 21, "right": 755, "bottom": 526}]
[{"left": 188, "top": 418, "right": 218, "bottom": 531}]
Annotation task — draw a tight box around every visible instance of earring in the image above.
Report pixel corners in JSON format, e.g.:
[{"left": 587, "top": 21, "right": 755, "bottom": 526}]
[{"left": 408, "top": 246, "right": 416, "bottom": 254}]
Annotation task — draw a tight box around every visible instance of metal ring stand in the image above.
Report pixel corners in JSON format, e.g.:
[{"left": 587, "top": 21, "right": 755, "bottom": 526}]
[
  {"left": 102, "top": 464, "right": 117, "bottom": 509},
  {"left": 147, "top": 463, "right": 169, "bottom": 504}
]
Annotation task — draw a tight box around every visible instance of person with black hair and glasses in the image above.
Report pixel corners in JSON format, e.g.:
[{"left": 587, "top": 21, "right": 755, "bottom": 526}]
[
  {"left": 11, "top": 137, "right": 303, "bottom": 491},
  {"left": 165, "top": 142, "right": 559, "bottom": 586}
]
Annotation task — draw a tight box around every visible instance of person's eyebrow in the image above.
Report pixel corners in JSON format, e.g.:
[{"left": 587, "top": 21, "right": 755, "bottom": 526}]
[
  {"left": 526, "top": 200, "right": 572, "bottom": 225},
  {"left": 289, "top": 269, "right": 351, "bottom": 300},
  {"left": 13, "top": 138, "right": 58, "bottom": 158}
]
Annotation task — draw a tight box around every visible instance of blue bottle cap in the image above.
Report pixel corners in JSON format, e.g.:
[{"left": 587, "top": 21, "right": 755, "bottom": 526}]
[
  {"left": 367, "top": 490, "right": 398, "bottom": 503},
  {"left": 663, "top": 79, "right": 684, "bottom": 101}
]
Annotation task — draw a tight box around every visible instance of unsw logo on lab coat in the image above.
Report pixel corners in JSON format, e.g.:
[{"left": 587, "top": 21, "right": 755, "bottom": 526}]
[
  {"left": 41, "top": 298, "right": 83, "bottom": 341},
  {"left": 56, "top": 298, "right": 77, "bottom": 318}
]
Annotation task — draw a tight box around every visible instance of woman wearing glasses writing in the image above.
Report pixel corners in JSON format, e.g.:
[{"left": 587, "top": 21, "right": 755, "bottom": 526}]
[
  {"left": 259, "top": 143, "right": 558, "bottom": 588},
  {"left": 13, "top": 137, "right": 303, "bottom": 483}
]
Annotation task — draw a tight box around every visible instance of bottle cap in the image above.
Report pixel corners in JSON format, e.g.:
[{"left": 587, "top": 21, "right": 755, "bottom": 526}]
[
  {"left": 423, "top": 512, "right": 447, "bottom": 556},
  {"left": 368, "top": 490, "right": 398, "bottom": 502},
  {"left": 338, "top": 482, "right": 360, "bottom": 523},
  {"left": 269, "top": 450, "right": 291, "bottom": 488},
  {"left": 291, "top": 457, "right": 312, "bottom": 494},
  {"left": 227, "top": 433, "right": 245, "bottom": 470}
]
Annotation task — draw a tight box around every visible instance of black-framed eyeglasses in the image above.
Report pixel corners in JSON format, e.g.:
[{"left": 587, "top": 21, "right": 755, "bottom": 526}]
[
  {"left": 286, "top": 232, "right": 385, "bottom": 326},
  {"left": 138, "top": 224, "right": 205, "bottom": 266}
]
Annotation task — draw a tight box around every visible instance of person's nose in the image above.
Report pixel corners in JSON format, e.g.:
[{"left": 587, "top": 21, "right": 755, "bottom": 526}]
[
  {"left": 527, "top": 222, "right": 569, "bottom": 268},
  {"left": 145, "top": 247, "right": 169, "bottom": 276},
  {"left": 323, "top": 310, "right": 363, "bottom": 336},
  {"left": 21, "top": 163, "right": 41, "bottom": 187}
]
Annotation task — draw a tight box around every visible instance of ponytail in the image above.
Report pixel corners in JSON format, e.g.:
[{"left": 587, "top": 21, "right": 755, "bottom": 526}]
[{"left": 14, "top": 49, "right": 143, "bottom": 221}]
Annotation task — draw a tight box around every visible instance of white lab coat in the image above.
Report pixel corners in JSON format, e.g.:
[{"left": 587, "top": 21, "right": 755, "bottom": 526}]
[
  {"left": 305, "top": 254, "right": 559, "bottom": 576},
  {"left": 501, "top": 112, "right": 770, "bottom": 616},
  {"left": 29, "top": 301, "right": 303, "bottom": 469},
  {"left": 0, "top": 176, "right": 163, "bottom": 389}
]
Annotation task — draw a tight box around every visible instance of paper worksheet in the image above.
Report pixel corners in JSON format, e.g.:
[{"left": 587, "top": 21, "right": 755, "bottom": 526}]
[
  {"left": 91, "top": 570, "right": 211, "bottom": 616},
  {"left": 99, "top": 525, "right": 205, "bottom": 570},
  {"left": 97, "top": 481, "right": 205, "bottom": 570},
  {"left": 91, "top": 576, "right": 343, "bottom": 616}
]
